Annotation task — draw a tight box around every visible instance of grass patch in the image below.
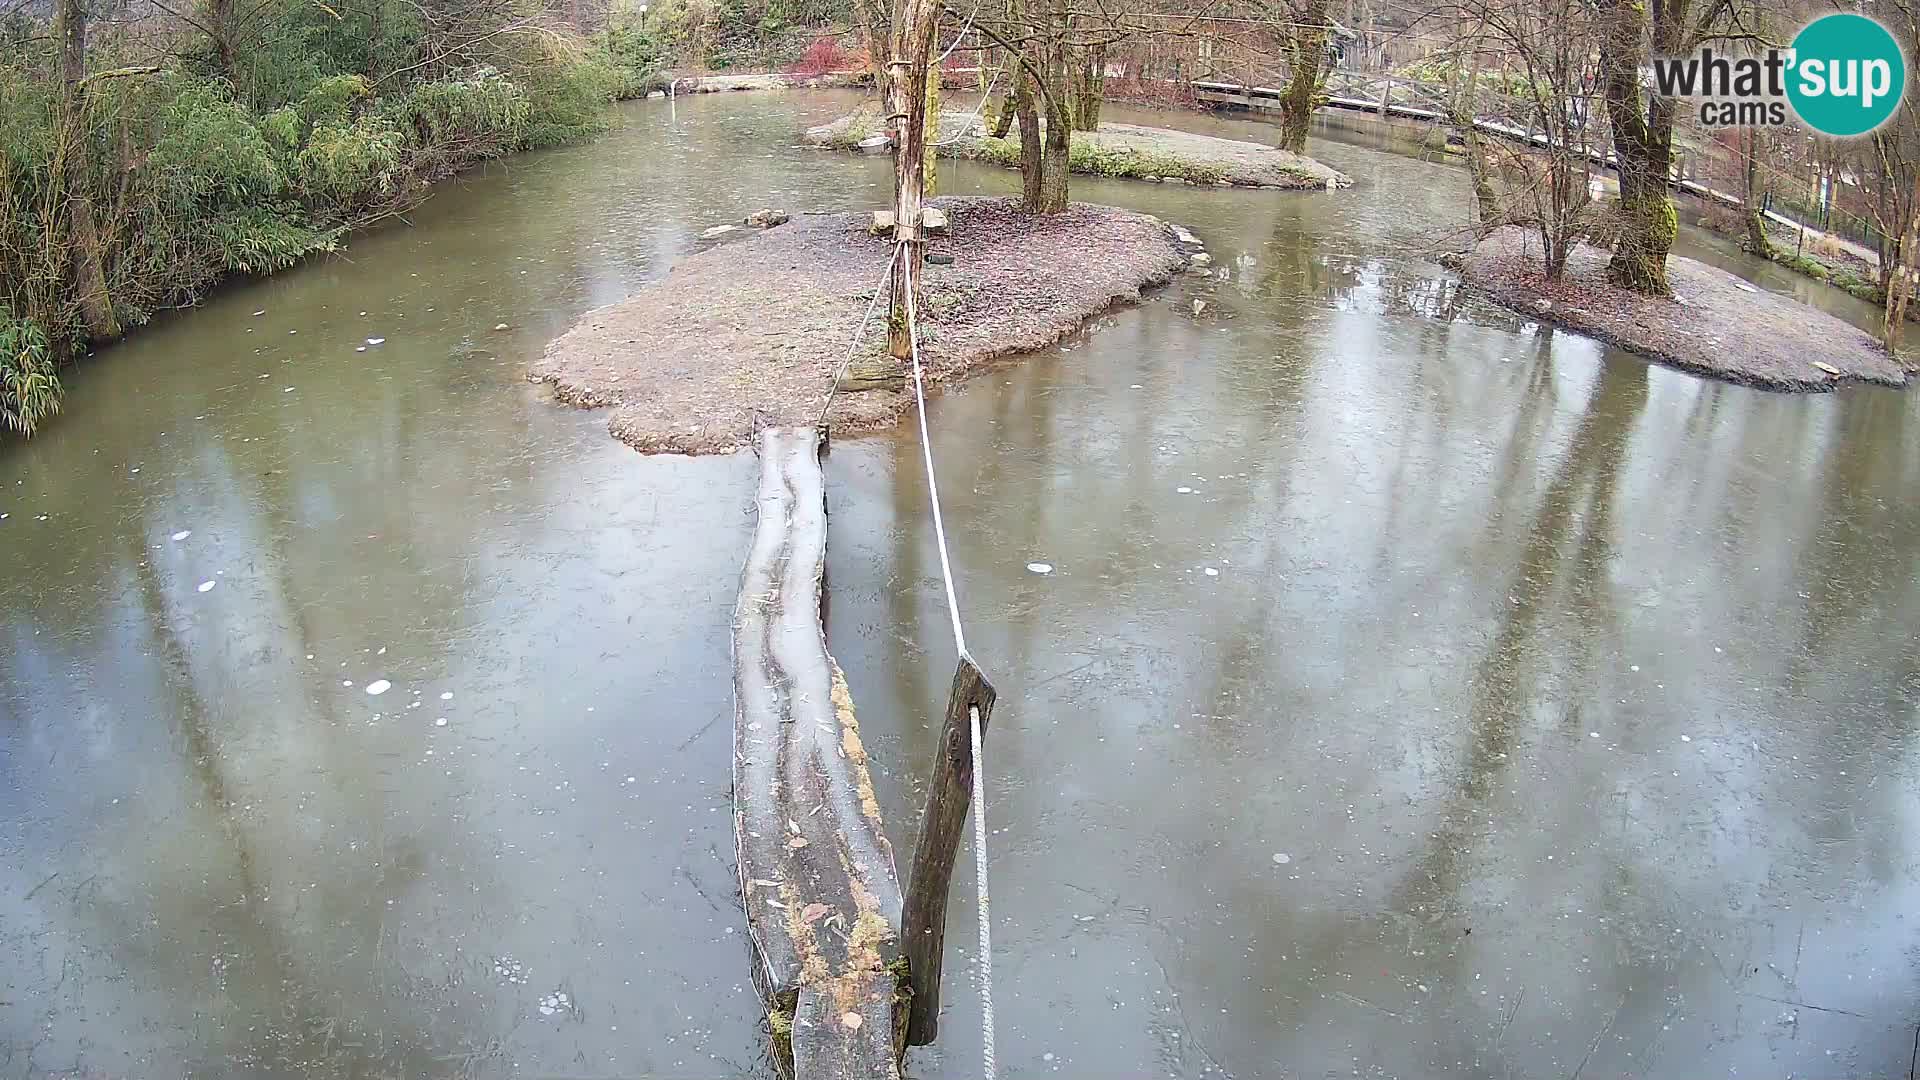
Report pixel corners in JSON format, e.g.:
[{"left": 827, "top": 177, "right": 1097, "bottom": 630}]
[{"left": 958, "top": 133, "right": 1229, "bottom": 184}]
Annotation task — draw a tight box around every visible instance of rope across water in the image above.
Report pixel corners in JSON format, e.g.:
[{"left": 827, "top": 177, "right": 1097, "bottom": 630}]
[
  {"left": 817, "top": 235, "right": 998, "bottom": 1079},
  {"left": 903, "top": 247, "right": 998, "bottom": 1080}
]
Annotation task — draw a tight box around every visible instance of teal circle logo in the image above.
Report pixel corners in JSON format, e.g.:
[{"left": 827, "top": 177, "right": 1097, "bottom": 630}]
[{"left": 1786, "top": 14, "right": 1907, "bottom": 137}]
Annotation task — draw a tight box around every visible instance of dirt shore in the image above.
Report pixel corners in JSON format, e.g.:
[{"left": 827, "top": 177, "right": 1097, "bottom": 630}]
[
  {"left": 1457, "top": 226, "right": 1910, "bottom": 392},
  {"left": 531, "top": 197, "right": 1191, "bottom": 454},
  {"left": 803, "top": 110, "right": 1350, "bottom": 190}
]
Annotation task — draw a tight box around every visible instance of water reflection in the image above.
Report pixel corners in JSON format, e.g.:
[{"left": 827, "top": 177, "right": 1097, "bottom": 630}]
[{"left": 5, "top": 89, "right": 1918, "bottom": 1079}]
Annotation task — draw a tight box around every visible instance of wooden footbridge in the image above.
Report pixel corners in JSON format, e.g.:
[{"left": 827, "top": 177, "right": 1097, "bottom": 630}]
[
  {"left": 733, "top": 427, "right": 906, "bottom": 1077},
  {"left": 1191, "top": 66, "right": 1773, "bottom": 217},
  {"left": 731, "top": 211, "right": 999, "bottom": 1077}
]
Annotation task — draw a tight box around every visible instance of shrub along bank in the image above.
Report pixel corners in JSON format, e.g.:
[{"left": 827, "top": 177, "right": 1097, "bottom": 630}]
[{"left": 0, "top": 4, "right": 670, "bottom": 436}]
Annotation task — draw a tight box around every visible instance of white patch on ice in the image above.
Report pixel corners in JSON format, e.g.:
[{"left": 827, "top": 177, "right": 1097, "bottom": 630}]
[
  {"left": 1680, "top": 734, "right": 1692, "bottom": 743},
  {"left": 172, "top": 530, "right": 191, "bottom": 541},
  {"left": 1204, "top": 567, "right": 1219, "bottom": 577},
  {"left": 366, "top": 337, "right": 386, "bottom": 346},
  {"left": 440, "top": 691, "right": 453, "bottom": 700},
  {"left": 435, "top": 717, "right": 448, "bottom": 727},
  {"left": 1026, "top": 562, "right": 1053, "bottom": 574},
  {"left": 197, "top": 580, "right": 216, "bottom": 593},
  {"left": 1271, "top": 852, "right": 1290, "bottom": 864},
  {"left": 1176, "top": 486, "right": 1193, "bottom": 494},
  {"left": 365, "top": 679, "right": 392, "bottom": 696}
]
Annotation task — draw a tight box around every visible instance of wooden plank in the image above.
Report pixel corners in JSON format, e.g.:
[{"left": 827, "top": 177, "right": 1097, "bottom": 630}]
[
  {"left": 734, "top": 426, "right": 906, "bottom": 1080},
  {"left": 900, "top": 653, "right": 997, "bottom": 1046}
]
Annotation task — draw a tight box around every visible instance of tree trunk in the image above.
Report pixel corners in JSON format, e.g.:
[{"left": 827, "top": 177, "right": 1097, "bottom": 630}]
[
  {"left": 884, "top": 0, "right": 939, "bottom": 362},
  {"left": 57, "top": 0, "right": 120, "bottom": 343},
  {"left": 987, "top": 69, "right": 1014, "bottom": 138},
  {"left": 204, "top": 0, "right": 237, "bottom": 76},
  {"left": 1742, "top": 130, "right": 1773, "bottom": 259},
  {"left": 1071, "top": 43, "right": 1104, "bottom": 130},
  {"left": 1597, "top": 0, "right": 1674, "bottom": 295},
  {"left": 856, "top": 0, "right": 890, "bottom": 99},
  {"left": 1015, "top": 55, "right": 1044, "bottom": 210},
  {"left": 923, "top": 64, "right": 939, "bottom": 198},
  {"left": 1887, "top": 176, "right": 1920, "bottom": 348},
  {"left": 1033, "top": 38, "right": 1071, "bottom": 213},
  {"left": 1277, "top": 0, "right": 1329, "bottom": 154},
  {"left": 1037, "top": 112, "right": 1069, "bottom": 211},
  {"left": 1452, "top": 51, "right": 1501, "bottom": 234}
]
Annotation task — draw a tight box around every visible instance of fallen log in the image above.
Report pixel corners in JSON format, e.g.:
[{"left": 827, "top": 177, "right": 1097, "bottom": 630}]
[{"left": 733, "top": 426, "right": 907, "bottom": 1080}]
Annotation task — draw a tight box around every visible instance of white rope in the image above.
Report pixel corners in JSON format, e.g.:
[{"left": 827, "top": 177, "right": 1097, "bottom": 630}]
[
  {"left": 902, "top": 246, "right": 996, "bottom": 1080},
  {"left": 934, "top": 0, "right": 983, "bottom": 67},
  {"left": 968, "top": 701, "right": 996, "bottom": 1080},
  {"left": 902, "top": 252, "right": 967, "bottom": 658},
  {"left": 933, "top": 69, "right": 1003, "bottom": 148}
]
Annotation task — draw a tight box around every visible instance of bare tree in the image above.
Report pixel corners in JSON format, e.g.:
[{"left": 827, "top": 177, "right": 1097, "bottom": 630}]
[
  {"left": 1866, "top": 0, "right": 1918, "bottom": 344},
  {"left": 1443, "top": 0, "right": 1602, "bottom": 277}
]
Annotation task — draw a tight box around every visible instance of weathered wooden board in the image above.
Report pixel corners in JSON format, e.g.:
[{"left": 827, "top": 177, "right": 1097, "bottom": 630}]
[
  {"left": 901, "top": 654, "right": 995, "bottom": 1046},
  {"left": 733, "top": 426, "right": 906, "bottom": 1080}
]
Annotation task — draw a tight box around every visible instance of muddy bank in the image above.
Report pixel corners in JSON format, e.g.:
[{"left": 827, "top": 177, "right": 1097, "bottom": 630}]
[
  {"left": 532, "top": 197, "right": 1191, "bottom": 454},
  {"left": 804, "top": 109, "right": 1350, "bottom": 190},
  {"left": 1456, "top": 226, "right": 1909, "bottom": 391}
]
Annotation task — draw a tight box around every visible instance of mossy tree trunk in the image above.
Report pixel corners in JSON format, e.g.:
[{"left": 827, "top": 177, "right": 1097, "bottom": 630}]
[
  {"left": 987, "top": 71, "right": 1015, "bottom": 137},
  {"left": 1034, "top": 28, "right": 1072, "bottom": 213},
  {"left": 1277, "top": 0, "right": 1330, "bottom": 154},
  {"left": 1014, "top": 50, "right": 1044, "bottom": 209},
  {"left": 923, "top": 65, "right": 939, "bottom": 197},
  {"left": 984, "top": 40, "right": 1015, "bottom": 138},
  {"left": 1597, "top": 0, "right": 1676, "bottom": 295},
  {"left": 1070, "top": 42, "right": 1105, "bottom": 131}
]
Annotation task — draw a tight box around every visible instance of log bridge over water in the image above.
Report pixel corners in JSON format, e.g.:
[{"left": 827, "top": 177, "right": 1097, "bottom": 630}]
[{"left": 732, "top": 426, "right": 995, "bottom": 1079}]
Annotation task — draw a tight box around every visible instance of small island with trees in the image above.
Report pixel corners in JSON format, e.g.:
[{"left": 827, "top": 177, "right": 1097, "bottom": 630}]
[
  {"left": 2, "top": 0, "right": 1915, "bottom": 443},
  {"left": 1436, "top": 0, "right": 1914, "bottom": 389}
]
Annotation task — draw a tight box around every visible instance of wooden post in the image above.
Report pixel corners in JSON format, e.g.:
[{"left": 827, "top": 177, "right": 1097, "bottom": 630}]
[
  {"left": 900, "top": 653, "right": 997, "bottom": 1046},
  {"left": 1377, "top": 74, "right": 1391, "bottom": 115},
  {"left": 885, "top": 0, "right": 940, "bottom": 363}
]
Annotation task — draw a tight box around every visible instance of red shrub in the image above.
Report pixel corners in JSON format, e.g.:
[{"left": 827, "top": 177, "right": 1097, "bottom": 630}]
[{"left": 790, "top": 35, "right": 851, "bottom": 76}]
